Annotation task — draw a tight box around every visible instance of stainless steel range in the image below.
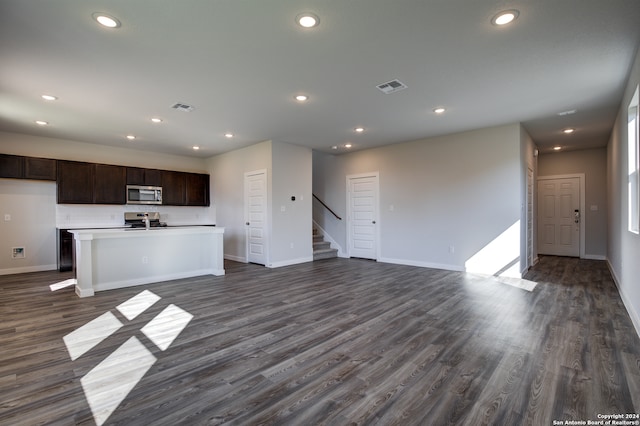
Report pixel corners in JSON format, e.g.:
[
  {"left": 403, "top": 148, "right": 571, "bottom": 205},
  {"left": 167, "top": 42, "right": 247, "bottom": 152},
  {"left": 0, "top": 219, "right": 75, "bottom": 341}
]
[{"left": 124, "top": 212, "right": 166, "bottom": 228}]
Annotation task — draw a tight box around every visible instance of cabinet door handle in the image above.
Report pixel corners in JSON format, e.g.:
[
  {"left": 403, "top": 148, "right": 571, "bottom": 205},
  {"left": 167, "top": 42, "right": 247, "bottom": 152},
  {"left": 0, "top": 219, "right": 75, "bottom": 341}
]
[{"left": 246, "top": 222, "right": 250, "bottom": 226}]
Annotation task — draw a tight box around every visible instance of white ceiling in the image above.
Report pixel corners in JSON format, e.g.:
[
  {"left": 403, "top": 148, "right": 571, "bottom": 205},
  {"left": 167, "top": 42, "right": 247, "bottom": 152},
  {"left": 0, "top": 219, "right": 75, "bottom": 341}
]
[{"left": 1, "top": 0, "right": 639, "bottom": 158}]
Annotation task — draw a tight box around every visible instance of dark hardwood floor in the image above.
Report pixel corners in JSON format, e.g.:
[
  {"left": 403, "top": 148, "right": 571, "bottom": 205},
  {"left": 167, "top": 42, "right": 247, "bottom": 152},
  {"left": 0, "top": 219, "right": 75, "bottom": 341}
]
[{"left": 1, "top": 256, "right": 639, "bottom": 425}]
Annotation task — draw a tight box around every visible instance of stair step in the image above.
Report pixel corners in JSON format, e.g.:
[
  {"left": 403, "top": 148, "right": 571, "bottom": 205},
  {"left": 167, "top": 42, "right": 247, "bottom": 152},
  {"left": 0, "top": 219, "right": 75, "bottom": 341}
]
[
  {"left": 313, "top": 241, "right": 331, "bottom": 250},
  {"left": 312, "top": 228, "right": 337, "bottom": 260},
  {"left": 313, "top": 248, "right": 338, "bottom": 260}
]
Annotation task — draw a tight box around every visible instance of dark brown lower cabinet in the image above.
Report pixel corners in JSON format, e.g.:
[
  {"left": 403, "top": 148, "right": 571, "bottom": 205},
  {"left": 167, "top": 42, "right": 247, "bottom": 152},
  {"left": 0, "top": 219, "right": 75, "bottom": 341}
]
[{"left": 57, "top": 229, "right": 73, "bottom": 272}]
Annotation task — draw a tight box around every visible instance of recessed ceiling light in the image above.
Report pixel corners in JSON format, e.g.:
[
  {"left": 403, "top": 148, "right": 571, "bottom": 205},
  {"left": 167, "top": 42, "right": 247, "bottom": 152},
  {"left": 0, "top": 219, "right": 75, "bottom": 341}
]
[
  {"left": 93, "top": 13, "right": 121, "bottom": 28},
  {"left": 491, "top": 10, "right": 519, "bottom": 26},
  {"left": 126, "top": 135, "right": 136, "bottom": 140},
  {"left": 433, "top": 107, "right": 446, "bottom": 114},
  {"left": 193, "top": 146, "right": 200, "bottom": 150},
  {"left": 331, "top": 145, "right": 338, "bottom": 150},
  {"left": 563, "top": 128, "right": 575, "bottom": 134},
  {"left": 295, "top": 94, "right": 308, "bottom": 102},
  {"left": 344, "top": 143, "right": 352, "bottom": 149},
  {"left": 151, "top": 118, "right": 162, "bottom": 123},
  {"left": 296, "top": 13, "right": 319, "bottom": 28},
  {"left": 41, "top": 95, "right": 57, "bottom": 101},
  {"left": 224, "top": 133, "right": 234, "bottom": 138},
  {"left": 35, "top": 120, "right": 48, "bottom": 126},
  {"left": 354, "top": 127, "right": 364, "bottom": 133},
  {"left": 553, "top": 146, "right": 562, "bottom": 151},
  {"left": 557, "top": 109, "right": 577, "bottom": 116}
]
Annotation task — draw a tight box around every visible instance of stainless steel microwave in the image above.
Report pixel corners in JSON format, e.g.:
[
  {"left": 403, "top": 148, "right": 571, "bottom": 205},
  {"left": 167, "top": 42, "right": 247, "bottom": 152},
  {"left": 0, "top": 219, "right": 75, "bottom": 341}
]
[{"left": 126, "top": 185, "right": 162, "bottom": 205}]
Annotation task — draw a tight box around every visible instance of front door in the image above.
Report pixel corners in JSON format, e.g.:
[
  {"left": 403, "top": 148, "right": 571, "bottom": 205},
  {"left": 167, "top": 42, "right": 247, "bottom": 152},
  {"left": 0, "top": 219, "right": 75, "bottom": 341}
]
[
  {"left": 537, "top": 176, "right": 580, "bottom": 257},
  {"left": 347, "top": 173, "right": 379, "bottom": 260},
  {"left": 245, "top": 170, "right": 267, "bottom": 265}
]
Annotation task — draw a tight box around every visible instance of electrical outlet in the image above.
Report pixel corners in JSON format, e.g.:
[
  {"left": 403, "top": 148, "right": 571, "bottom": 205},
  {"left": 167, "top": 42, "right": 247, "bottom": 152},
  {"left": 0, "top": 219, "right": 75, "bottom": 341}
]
[
  {"left": 290, "top": 243, "right": 294, "bottom": 249},
  {"left": 4, "top": 214, "right": 10, "bottom": 221},
  {"left": 142, "top": 256, "right": 149, "bottom": 264},
  {"left": 449, "top": 245, "right": 455, "bottom": 254}
]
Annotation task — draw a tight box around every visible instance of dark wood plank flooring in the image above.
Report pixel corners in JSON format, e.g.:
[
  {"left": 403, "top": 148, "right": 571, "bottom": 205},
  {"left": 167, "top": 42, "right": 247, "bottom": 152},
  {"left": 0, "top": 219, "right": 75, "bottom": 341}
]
[{"left": 1, "top": 256, "right": 639, "bottom": 425}]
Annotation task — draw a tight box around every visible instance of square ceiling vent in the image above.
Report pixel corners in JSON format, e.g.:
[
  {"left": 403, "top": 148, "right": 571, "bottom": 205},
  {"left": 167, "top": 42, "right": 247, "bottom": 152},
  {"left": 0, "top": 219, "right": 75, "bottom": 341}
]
[
  {"left": 171, "top": 103, "right": 194, "bottom": 112},
  {"left": 376, "top": 79, "right": 407, "bottom": 94}
]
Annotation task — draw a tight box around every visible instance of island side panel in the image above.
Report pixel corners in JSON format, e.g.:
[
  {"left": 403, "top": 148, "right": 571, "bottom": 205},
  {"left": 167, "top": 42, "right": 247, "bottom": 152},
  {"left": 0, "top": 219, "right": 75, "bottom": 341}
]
[
  {"left": 70, "top": 227, "right": 224, "bottom": 296},
  {"left": 73, "top": 234, "right": 95, "bottom": 297}
]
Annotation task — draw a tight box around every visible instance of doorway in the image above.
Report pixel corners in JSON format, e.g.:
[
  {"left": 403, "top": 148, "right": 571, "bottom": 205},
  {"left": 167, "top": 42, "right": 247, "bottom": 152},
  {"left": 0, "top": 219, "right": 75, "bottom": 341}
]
[
  {"left": 346, "top": 172, "right": 379, "bottom": 260},
  {"left": 244, "top": 169, "right": 268, "bottom": 265},
  {"left": 537, "top": 174, "right": 585, "bottom": 257}
]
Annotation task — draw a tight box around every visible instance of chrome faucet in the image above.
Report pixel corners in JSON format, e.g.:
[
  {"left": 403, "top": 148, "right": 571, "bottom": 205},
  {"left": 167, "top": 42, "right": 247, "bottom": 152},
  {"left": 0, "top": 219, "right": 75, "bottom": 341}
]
[{"left": 144, "top": 213, "right": 150, "bottom": 230}]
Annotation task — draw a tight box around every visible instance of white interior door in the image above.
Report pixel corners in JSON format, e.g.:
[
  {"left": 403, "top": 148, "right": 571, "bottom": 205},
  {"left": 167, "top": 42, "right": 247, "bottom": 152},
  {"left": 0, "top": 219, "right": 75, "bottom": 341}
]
[
  {"left": 245, "top": 170, "right": 267, "bottom": 265},
  {"left": 347, "top": 173, "right": 379, "bottom": 260},
  {"left": 537, "top": 176, "right": 580, "bottom": 257},
  {"left": 527, "top": 167, "right": 534, "bottom": 268}
]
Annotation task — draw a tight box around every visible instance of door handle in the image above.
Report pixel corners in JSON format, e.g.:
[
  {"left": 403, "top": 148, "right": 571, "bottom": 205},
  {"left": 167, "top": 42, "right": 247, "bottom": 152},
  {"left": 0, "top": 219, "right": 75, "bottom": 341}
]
[
  {"left": 372, "top": 220, "right": 376, "bottom": 224},
  {"left": 246, "top": 222, "right": 250, "bottom": 226},
  {"left": 574, "top": 209, "right": 580, "bottom": 224}
]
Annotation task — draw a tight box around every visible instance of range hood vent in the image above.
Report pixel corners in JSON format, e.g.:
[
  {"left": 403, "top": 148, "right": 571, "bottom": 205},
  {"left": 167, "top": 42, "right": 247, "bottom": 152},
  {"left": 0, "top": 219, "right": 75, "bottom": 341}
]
[
  {"left": 376, "top": 79, "right": 407, "bottom": 94},
  {"left": 171, "top": 103, "right": 194, "bottom": 112}
]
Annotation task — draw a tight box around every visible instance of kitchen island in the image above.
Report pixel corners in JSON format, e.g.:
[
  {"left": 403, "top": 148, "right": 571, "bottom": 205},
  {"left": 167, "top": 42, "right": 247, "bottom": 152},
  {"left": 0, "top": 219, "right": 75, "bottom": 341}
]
[{"left": 69, "top": 226, "right": 224, "bottom": 297}]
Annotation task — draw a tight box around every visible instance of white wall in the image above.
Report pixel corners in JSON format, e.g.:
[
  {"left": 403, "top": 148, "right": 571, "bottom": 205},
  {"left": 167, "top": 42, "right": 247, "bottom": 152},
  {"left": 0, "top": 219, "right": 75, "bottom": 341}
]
[
  {"left": 207, "top": 140, "right": 313, "bottom": 267},
  {"left": 607, "top": 46, "right": 640, "bottom": 335},
  {"left": 0, "top": 179, "right": 57, "bottom": 274},
  {"left": 208, "top": 141, "right": 272, "bottom": 262},
  {"left": 271, "top": 142, "right": 313, "bottom": 266},
  {"left": 0, "top": 131, "right": 208, "bottom": 173},
  {"left": 314, "top": 123, "right": 524, "bottom": 275},
  {"left": 538, "top": 148, "right": 608, "bottom": 259}
]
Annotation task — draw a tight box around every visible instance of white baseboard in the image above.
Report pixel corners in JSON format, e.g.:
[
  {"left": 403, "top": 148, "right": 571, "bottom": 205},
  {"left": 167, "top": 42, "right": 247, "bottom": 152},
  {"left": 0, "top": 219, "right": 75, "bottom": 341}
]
[
  {"left": 268, "top": 256, "right": 314, "bottom": 268},
  {"left": 224, "top": 254, "right": 246, "bottom": 263},
  {"left": 607, "top": 259, "right": 640, "bottom": 339},
  {"left": 0, "top": 264, "right": 58, "bottom": 276},
  {"left": 583, "top": 254, "right": 606, "bottom": 260},
  {"left": 378, "top": 256, "right": 464, "bottom": 272}
]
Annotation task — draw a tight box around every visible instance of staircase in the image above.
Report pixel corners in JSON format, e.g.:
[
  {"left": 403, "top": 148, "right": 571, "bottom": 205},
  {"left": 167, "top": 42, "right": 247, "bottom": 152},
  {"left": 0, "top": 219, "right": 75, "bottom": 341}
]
[{"left": 313, "top": 229, "right": 338, "bottom": 260}]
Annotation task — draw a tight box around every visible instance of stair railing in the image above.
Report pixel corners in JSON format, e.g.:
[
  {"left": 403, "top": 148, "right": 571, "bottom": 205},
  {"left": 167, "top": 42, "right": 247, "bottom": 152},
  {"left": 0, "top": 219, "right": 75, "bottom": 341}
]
[{"left": 313, "top": 194, "right": 342, "bottom": 220}]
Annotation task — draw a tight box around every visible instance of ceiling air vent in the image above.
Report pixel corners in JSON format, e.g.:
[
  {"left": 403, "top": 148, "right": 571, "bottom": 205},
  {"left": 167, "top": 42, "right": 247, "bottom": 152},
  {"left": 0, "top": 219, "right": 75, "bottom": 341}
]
[
  {"left": 171, "top": 103, "right": 194, "bottom": 112},
  {"left": 376, "top": 79, "right": 407, "bottom": 94}
]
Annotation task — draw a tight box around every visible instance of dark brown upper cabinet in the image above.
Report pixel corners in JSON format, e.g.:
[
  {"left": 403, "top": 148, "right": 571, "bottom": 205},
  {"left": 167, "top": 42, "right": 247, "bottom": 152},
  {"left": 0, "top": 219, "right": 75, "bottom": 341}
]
[
  {"left": 161, "top": 170, "right": 186, "bottom": 205},
  {"left": 1, "top": 154, "right": 57, "bottom": 181},
  {"left": 57, "top": 160, "right": 94, "bottom": 204},
  {"left": 24, "top": 157, "right": 56, "bottom": 180},
  {"left": 126, "top": 167, "right": 162, "bottom": 187},
  {"left": 0, "top": 154, "right": 24, "bottom": 178},
  {"left": 94, "top": 164, "right": 126, "bottom": 204},
  {"left": 186, "top": 173, "right": 210, "bottom": 206}
]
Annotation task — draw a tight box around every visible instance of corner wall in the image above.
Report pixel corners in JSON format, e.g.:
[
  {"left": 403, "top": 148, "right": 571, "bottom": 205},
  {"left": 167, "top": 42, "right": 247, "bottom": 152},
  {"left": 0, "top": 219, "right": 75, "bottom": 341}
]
[
  {"left": 314, "top": 123, "right": 523, "bottom": 275},
  {"left": 538, "top": 148, "right": 608, "bottom": 259},
  {"left": 607, "top": 46, "right": 640, "bottom": 335}
]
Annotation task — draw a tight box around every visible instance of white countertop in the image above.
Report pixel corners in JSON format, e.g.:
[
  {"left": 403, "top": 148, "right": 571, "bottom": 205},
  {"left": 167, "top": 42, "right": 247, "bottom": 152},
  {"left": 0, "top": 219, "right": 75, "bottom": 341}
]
[{"left": 69, "top": 226, "right": 224, "bottom": 240}]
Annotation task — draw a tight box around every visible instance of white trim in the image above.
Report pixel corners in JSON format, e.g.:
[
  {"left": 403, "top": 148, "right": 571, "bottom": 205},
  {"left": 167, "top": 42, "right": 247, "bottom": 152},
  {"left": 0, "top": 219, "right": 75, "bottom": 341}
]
[
  {"left": 537, "top": 173, "right": 586, "bottom": 258},
  {"left": 0, "top": 264, "right": 57, "bottom": 276},
  {"left": 268, "top": 256, "right": 314, "bottom": 268},
  {"left": 583, "top": 254, "right": 606, "bottom": 261},
  {"left": 378, "top": 256, "right": 464, "bottom": 272},
  {"left": 312, "top": 220, "right": 347, "bottom": 257},
  {"left": 224, "top": 254, "right": 246, "bottom": 263},
  {"left": 607, "top": 259, "right": 640, "bottom": 338},
  {"left": 346, "top": 172, "right": 380, "bottom": 260}
]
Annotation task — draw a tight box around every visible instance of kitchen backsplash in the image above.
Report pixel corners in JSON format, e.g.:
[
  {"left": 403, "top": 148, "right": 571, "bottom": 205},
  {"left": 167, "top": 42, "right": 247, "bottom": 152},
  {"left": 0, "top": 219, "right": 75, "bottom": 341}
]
[{"left": 56, "top": 204, "right": 215, "bottom": 229}]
